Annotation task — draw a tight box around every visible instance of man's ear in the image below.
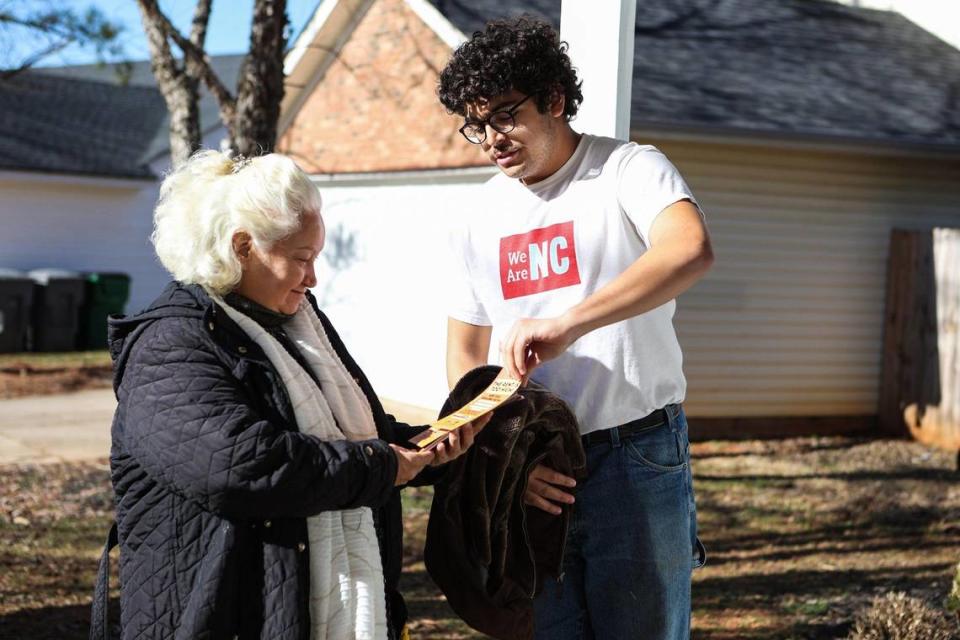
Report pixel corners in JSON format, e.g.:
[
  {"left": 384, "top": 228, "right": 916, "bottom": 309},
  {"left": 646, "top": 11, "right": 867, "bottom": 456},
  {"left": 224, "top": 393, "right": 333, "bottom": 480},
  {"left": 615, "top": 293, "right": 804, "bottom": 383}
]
[
  {"left": 549, "top": 89, "right": 566, "bottom": 118},
  {"left": 232, "top": 231, "right": 253, "bottom": 262}
]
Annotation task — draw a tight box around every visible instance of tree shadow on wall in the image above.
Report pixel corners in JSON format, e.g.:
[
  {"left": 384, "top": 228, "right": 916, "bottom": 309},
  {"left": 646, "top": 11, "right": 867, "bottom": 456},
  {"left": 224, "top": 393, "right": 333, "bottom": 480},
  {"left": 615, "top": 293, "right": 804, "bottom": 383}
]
[{"left": 315, "top": 222, "right": 360, "bottom": 309}]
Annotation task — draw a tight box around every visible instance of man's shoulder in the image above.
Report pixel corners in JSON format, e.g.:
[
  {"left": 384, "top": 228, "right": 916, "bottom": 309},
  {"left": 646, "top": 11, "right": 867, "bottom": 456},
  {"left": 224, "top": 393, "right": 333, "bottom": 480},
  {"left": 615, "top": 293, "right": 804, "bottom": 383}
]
[
  {"left": 592, "top": 138, "right": 685, "bottom": 189},
  {"left": 583, "top": 134, "right": 661, "bottom": 165}
]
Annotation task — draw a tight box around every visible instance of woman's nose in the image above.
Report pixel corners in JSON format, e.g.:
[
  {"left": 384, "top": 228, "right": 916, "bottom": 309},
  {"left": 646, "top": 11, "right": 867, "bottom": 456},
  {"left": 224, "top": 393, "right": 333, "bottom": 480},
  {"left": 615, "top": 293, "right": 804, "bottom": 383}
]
[{"left": 304, "top": 261, "right": 318, "bottom": 288}]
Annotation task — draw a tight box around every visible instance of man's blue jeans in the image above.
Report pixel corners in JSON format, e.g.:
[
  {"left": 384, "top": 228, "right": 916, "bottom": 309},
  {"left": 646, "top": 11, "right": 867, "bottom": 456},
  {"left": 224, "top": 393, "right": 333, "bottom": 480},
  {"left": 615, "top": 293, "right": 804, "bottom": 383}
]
[{"left": 533, "top": 405, "right": 705, "bottom": 640}]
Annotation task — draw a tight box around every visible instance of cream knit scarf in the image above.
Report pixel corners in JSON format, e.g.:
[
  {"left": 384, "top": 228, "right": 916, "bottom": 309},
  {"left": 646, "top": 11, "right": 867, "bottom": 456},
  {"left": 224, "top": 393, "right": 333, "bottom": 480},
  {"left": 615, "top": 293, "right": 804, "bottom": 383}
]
[{"left": 215, "top": 297, "right": 388, "bottom": 640}]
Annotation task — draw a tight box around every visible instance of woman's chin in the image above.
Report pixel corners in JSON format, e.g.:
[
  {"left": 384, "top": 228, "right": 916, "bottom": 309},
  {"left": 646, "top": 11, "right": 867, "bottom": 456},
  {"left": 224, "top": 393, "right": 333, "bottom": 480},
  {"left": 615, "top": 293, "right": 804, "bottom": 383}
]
[{"left": 280, "top": 295, "right": 304, "bottom": 314}]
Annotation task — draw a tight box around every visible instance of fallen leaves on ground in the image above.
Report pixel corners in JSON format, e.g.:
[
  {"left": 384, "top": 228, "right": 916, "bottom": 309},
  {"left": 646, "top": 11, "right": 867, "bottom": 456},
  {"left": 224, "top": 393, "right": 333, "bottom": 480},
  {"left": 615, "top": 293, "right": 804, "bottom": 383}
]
[{"left": 2, "top": 437, "right": 959, "bottom": 639}]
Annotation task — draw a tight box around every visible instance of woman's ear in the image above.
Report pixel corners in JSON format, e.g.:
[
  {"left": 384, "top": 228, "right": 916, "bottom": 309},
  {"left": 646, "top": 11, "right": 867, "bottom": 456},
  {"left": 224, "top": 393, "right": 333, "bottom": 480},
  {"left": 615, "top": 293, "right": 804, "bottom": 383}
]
[{"left": 232, "top": 231, "right": 253, "bottom": 262}]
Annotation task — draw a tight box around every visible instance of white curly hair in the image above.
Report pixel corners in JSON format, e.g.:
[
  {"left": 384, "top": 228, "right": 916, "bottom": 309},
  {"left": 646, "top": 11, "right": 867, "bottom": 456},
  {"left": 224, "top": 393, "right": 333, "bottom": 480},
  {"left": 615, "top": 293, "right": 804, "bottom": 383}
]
[{"left": 151, "top": 150, "right": 322, "bottom": 295}]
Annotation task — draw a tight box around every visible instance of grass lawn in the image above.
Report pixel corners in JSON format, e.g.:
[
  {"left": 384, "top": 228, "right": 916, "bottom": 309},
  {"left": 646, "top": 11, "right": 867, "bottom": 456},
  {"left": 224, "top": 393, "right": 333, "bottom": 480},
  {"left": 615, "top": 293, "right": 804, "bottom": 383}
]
[
  {"left": 0, "top": 351, "right": 112, "bottom": 369},
  {"left": 1, "top": 437, "right": 958, "bottom": 639}
]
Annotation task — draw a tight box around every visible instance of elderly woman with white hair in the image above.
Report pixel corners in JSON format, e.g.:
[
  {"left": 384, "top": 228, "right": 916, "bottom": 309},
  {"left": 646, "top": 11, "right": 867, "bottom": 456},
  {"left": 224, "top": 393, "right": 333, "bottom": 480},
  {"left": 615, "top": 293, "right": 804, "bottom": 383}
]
[{"left": 99, "top": 150, "right": 484, "bottom": 640}]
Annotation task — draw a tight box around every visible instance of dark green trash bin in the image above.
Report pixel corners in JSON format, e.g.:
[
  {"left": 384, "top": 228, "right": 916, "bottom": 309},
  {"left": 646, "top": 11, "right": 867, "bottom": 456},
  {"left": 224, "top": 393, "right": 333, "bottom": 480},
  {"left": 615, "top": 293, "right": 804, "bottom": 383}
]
[
  {"left": 29, "top": 268, "right": 87, "bottom": 352},
  {"left": 79, "top": 272, "right": 131, "bottom": 350},
  {"left": 0, "top": 269, "right": 34, "bottom": 353}
]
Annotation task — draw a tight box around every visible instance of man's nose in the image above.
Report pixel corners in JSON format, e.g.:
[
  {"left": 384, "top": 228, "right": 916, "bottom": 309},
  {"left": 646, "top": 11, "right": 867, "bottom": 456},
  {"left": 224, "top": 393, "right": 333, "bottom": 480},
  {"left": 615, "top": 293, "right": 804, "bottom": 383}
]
[{"left": 484, "top": 123, "right": 508, "bottom": 148}]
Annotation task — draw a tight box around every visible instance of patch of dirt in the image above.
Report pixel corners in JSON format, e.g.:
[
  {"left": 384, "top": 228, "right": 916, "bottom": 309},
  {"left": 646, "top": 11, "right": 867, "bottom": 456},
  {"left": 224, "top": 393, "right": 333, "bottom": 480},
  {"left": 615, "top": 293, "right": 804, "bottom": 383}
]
[
  {"left": 1, "top": 439, "right": 958, "bottom": 639},
  {"left": 0, "top": 461, "right": 114, "bottom": 638},
  {"left": 0, "top": 364, "right": 113, "bottom": 399},
  {"left": 689, "top": 437, "right": 960, "bottom": 639}
]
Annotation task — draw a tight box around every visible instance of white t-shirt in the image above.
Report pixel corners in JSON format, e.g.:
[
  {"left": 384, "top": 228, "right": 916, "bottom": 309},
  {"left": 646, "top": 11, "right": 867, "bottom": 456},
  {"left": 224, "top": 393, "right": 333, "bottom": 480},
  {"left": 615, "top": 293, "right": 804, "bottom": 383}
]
[{"left": 447, "top": 134, "right": 700, "bottom": 434}]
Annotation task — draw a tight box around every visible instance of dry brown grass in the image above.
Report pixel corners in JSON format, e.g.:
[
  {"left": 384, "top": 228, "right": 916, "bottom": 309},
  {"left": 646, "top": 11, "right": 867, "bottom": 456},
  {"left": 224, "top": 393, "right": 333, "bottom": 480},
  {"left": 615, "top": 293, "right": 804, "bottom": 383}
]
[
  {"left": 846, "top": 592, "right": 958, "bottom": 640},
  {"left": 1, "top": 436, "right": 958, "bottom": 639}
]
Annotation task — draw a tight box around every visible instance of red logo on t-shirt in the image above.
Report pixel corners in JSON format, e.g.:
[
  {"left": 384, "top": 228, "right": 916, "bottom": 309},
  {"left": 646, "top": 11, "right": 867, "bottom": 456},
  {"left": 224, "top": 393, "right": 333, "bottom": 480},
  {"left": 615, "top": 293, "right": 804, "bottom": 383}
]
[{"left": 499, "top": 221, "right": 581, "bottom": 300}]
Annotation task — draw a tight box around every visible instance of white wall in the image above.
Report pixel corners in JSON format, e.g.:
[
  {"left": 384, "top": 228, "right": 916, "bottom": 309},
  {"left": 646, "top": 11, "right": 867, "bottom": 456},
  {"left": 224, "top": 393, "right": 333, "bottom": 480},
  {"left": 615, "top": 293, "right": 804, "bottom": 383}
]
[
  {"left": 0, "top": 172, "right": 167, "bottom": 315},
  {"left": 310, "top": 176, "right": 487, "bottom": 412}
]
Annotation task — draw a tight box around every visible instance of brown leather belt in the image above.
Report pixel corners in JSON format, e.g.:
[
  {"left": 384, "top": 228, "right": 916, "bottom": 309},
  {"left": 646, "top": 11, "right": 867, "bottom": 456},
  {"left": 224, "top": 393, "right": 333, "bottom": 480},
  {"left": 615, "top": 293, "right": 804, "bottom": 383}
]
[{"left": 581, "top": 407, "right": 670, "bottom": 447}]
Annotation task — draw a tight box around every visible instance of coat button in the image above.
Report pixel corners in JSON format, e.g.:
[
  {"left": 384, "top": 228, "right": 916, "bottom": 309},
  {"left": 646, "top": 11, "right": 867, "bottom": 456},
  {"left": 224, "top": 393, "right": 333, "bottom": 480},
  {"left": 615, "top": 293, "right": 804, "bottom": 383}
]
[
  {"left": 297, "top": 542, "right": 306, "bottom": 552},
  {"left": 364, "top": 445, "right": 374, "bottom": 456},
  {"left": 208, "top": 321, "right": 215, "bottom": 331},
  {"left": 263, "top": 519, "right": 271, "bottom": 528},
  {"left": 238, "top": 346, "right": 248, "bottom": 354}
]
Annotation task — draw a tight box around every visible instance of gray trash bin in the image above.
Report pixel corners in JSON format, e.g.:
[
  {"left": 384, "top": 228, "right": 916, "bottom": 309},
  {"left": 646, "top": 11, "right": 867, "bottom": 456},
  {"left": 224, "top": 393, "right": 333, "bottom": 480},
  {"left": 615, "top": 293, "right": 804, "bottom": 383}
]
[
  {"left": 29, "top": 268, "right": 87, "bottom": 352},
  {"left": 0, "top": 269, "right": 34, "bottom": 353}
]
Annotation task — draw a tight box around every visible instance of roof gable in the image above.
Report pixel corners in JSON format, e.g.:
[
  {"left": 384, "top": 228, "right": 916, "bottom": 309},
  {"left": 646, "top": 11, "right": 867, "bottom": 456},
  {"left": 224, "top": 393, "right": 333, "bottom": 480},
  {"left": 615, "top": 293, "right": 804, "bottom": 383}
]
[{"left": 277, "top": 0, "right": 485, "bottom": 173}]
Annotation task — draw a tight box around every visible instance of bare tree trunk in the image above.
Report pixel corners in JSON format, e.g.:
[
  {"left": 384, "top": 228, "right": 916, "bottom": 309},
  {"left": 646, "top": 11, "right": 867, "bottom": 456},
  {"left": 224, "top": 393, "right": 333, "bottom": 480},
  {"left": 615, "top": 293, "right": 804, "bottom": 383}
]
[
  {"left": 175, "top": 0, "right": 211, "bottom": 162},
  {"left": 166, "top": 88, "right": 202, "bottom": 166},
  {"left": 136, "top": 0, "right": 287, "bottom": 162},
  {"left": 138, "top": 0, "right": 190, "bottom": 165},
  {"left": 136, "top": 0, "right": 213, "bottom": 166},
  {"left": 231, "top": 0, "right": 287, "bottom": 156}
]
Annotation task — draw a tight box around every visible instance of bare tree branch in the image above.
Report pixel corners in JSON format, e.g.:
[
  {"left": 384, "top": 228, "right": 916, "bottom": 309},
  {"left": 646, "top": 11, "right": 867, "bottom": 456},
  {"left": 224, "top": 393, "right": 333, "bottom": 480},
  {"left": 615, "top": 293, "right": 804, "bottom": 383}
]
[
  {"left": 136, "top": 0, "right": 180, "bottom": 90},
  {"left": 186, "top": 0, "right": 211, "bottom": 81},
  {"left": 0, "top": 9, "right": 112, "bottom": 41},
  {"left": 135, "top": 0, "right": 290, "bottom": 163},
  {"left": 189, "top": 0, "right": 212, "bottom": 48},
  {"left": 0, "top": 38, "right": 71, "bottom": 80},
  {"left": 136, "top": 0, "right": 236, "bottom": 129},
  {"left": 0, "top": 5, "right": 124, "bottom": 79}
]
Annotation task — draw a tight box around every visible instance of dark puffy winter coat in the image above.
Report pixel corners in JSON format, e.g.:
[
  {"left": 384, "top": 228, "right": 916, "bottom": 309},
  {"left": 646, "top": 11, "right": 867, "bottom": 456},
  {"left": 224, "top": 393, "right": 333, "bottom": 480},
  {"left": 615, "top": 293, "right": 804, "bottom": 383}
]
[
  {"left": 104, "top": 282, "right": 428, "bottom": 640},
  {"left": 424, "top": 366, "right": 587, "bottom": 640}
]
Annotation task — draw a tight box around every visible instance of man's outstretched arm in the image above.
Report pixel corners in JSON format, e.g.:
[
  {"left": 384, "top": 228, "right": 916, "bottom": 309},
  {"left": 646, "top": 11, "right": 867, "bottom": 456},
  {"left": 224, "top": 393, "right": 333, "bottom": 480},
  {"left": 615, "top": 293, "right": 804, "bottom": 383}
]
[{"left": 500, "top": 199, "right": 714, "bottom": 379}]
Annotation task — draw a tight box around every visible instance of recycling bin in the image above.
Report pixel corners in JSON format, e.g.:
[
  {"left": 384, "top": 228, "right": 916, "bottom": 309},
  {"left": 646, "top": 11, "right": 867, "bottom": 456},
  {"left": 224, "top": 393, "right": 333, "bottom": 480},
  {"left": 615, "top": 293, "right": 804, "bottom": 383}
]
[{"left": 79, "top": 272, "right": 131, "bottom": 349}]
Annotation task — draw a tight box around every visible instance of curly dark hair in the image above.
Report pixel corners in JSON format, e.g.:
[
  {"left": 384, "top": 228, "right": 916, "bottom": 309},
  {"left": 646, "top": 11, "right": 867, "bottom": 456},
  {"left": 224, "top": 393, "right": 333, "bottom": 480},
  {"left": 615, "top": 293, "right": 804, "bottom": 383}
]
[{"left": 438, "top": 17, "right": 583, "bottom": 119}]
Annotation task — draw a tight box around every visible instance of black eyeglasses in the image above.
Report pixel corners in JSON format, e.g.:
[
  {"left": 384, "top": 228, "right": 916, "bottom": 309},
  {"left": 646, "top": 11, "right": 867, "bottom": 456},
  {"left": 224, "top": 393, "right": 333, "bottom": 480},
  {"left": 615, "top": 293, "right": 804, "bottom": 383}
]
[{"left": 459, "top": 94, "right": 536, "bottom": 144}]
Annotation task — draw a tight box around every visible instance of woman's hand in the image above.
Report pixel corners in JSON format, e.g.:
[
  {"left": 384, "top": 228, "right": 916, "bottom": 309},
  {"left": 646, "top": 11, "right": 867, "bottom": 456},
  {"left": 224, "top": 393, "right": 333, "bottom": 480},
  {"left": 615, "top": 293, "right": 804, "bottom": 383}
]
[
  {"left": 389, "top": 445, "right": 435, "bottom": 486},
  {"left": 431, "top": 413, "right": 492, "bottom": 466}
]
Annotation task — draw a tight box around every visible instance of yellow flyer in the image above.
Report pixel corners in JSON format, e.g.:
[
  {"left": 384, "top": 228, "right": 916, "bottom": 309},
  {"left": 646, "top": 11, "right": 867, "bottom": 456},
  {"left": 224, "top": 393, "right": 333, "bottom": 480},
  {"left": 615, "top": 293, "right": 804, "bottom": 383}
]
[{"left": 409, "top": 372, "right": 522, "bottom": 450}]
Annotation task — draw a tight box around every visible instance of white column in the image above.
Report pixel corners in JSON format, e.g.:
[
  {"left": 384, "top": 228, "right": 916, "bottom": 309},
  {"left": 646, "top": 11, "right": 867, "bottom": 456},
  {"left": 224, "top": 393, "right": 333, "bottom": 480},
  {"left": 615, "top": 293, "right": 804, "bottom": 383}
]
[{"left": 560, "top": 0, "right": 637, "bottom": 140}]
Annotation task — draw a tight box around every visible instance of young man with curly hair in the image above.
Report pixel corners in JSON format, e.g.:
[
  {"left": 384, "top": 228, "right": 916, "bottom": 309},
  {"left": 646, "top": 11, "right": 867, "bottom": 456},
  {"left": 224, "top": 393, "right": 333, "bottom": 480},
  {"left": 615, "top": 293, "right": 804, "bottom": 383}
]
[{"left": 439, "top": 16, "right": 713, "bottom": 640}]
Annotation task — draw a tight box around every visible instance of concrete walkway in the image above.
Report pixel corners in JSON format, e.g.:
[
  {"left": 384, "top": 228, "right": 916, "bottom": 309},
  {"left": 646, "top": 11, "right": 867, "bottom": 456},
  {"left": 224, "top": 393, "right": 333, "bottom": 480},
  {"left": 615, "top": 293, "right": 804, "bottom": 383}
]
[
  {"left": 0, "top": 389, "right": 435, "bottom": 465},
  {"left": 0, "top": 389, "right": 116, "bottom": 464}
]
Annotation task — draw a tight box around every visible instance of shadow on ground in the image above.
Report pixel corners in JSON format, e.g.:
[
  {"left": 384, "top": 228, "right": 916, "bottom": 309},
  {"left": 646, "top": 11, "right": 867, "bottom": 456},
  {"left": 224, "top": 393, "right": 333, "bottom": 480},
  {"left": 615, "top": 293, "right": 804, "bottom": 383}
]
[
  {"left": 1, "top": 438, "right": 958, "bottom": 639},
  {"left": 0, "top": 600, "right": 118, "bottom": 639}
]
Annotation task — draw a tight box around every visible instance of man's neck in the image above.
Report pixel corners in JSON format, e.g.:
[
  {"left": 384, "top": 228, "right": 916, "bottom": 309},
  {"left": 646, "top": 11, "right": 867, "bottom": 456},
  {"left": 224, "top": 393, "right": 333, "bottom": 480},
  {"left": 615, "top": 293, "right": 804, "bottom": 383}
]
[{"left": 521, "top": 125, "right": 582, "bottom": 186}]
